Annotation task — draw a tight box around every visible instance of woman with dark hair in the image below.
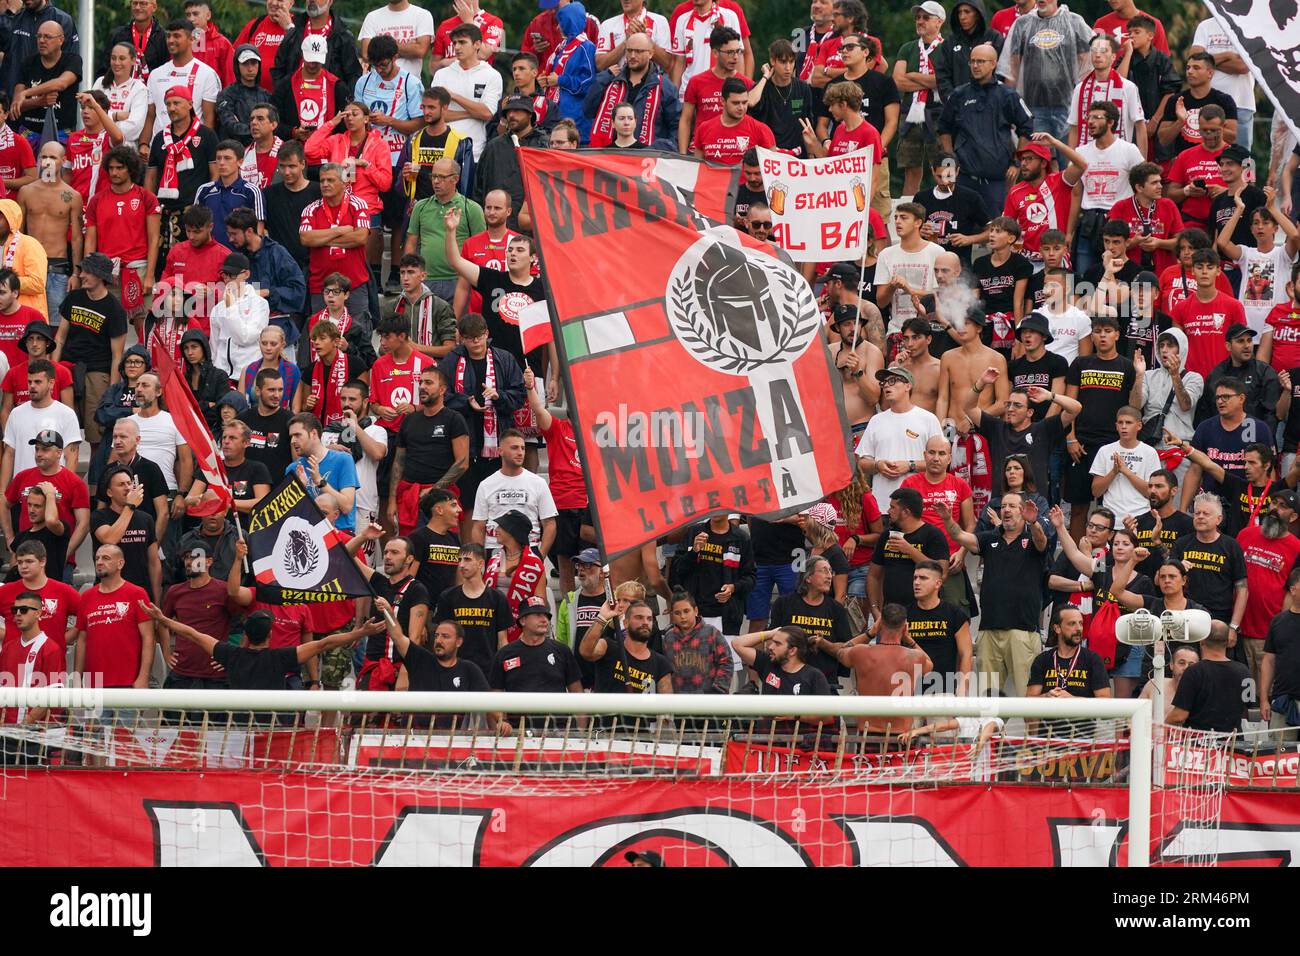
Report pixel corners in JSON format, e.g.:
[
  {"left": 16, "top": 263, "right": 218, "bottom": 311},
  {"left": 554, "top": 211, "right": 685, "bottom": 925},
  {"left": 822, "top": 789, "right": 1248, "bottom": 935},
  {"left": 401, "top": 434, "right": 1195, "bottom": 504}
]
[
  {"left": 179, "top": 328, "right": 232, "bottom": 430},
  {"left": 975, "top": 454, "right": 1052, "bottom": 540},
  {"left": 1050, "top": 513, "right": 1155, "bottom": 697},
  {"left": 484, "top": 509, "right": 546, "bottom": 642}
]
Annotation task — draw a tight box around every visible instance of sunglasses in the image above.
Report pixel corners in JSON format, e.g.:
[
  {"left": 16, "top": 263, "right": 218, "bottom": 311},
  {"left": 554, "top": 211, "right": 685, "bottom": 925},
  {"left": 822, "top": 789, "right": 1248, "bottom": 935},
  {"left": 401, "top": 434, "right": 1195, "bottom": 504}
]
[
  {"left": 12, "top": 606, "right": 40, "bottom": 615},
  {"left": 840, "top": 42, "right": 862, "bottom": 50},
  {"left": 749, "top": 221, "right": 772, "bottom": 229}
]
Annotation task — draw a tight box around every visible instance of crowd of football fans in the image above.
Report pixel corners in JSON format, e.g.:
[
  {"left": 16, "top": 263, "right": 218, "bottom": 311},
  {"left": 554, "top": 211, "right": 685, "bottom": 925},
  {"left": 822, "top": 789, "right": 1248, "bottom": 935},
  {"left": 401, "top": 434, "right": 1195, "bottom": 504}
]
[{"left": 0, "top": 0, "right": 1298, "bottom": 744}]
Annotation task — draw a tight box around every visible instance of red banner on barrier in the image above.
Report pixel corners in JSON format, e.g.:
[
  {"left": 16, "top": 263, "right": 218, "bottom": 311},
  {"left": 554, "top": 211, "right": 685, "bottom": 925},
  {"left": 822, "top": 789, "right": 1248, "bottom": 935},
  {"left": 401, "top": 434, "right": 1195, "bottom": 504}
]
[{"left": 1, "top": 771, "right": 1298, "bottom": 866}]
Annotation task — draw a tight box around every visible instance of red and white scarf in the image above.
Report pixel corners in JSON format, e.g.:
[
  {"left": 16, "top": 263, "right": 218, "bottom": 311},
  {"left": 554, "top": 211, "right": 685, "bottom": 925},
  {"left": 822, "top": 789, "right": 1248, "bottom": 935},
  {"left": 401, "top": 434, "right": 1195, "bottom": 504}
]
[
  {"left": 906, "top": 36, "right": 942, "bottom": 123},
  {"left": 148, "top": 318, "right": 187, "bottom": 367},
  {"left": 307, "top": 307, "right": 351, "bottom": 360},
  {"left": 396, "top": 293, "right": 442, "bottom": 346},
  {"left": 0, "top": 124, "right": 14, "bottom": 153},
  {"left": 132, "top": 21, "right": 154, "bottom": 79},
  {"left": 589, "top": 74, "right": 661, "bottom": 148},
  {"left": 1076, "top": 69, "right": 1124, "bottom": 146},
  {"left": 292, "top": 67, "right": 337, "bottom": 131},
  {"left": 544, "top": 31, "right": 589, "bottom": 105},
  {"left": 240, "top": 136, "right": 282, "bottom": 188},
  {"left": 456, "top": 349, "right": 499, "bottom": 458},
  {"left": 158, "top": 115, "right": 201, "bottom": 200},
  {"left": 309, "top": 349, "right": 352, "bottom": 426},
  {"left": 485, "top": 549, "right": 546, "bottom": 642}
]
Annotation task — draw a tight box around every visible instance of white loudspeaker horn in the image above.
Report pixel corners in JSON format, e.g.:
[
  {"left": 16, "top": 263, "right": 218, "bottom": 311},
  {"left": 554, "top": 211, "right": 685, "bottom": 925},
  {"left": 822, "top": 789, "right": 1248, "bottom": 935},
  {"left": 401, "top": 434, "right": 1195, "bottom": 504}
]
[{"left": 1115, "top": 608, "right": 1212, "bottom": 646}]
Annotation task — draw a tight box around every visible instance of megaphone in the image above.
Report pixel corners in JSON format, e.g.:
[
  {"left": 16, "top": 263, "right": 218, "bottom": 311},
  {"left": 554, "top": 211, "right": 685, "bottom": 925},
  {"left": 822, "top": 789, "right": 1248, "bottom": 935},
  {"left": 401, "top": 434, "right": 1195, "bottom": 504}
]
[{"left": 1115, "top": 608, "right": 1212, "bottom": 646}]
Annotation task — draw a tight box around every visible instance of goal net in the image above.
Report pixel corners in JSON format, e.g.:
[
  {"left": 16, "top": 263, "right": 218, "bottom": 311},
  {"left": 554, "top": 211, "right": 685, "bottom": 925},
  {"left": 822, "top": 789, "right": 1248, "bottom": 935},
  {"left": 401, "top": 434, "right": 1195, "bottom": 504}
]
[{"left": 0, "top": 688, "right": 1235, "bottom": 868}]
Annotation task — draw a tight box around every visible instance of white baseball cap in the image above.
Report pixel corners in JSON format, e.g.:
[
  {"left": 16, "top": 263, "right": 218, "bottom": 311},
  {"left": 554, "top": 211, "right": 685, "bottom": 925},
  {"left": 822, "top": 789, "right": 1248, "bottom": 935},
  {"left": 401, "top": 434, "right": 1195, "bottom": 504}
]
[
  {"left": 302, "top": 35, "right": 328, "bottom": 64},
  {"left": 912, "top": 1, "right": 947, "bottom": 20}
]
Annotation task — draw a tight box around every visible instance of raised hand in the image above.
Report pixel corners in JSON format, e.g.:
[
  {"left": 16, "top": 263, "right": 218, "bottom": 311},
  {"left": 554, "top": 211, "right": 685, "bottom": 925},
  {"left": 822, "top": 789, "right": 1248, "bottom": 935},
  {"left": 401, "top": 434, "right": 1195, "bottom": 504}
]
[
  {"left": 1132, "top": 349, "right": 1146, "bottom": 374},
  {"left": 1048, "top": 504, "right": 1065, "bottom": 529},
  {"left": 980, "top": 365, "right": 1000, "bottom": 386},
  {"left": 1021, "top": 498, "right": 1039, "bottom": 525}
]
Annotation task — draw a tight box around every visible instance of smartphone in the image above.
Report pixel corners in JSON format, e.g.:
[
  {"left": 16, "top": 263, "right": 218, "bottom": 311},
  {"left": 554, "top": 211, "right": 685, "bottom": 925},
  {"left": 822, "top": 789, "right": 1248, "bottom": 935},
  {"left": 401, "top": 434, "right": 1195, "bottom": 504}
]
[
  {"left": 603, "top": 564, "right": 614, "bottom": 605},
  {"left": 1193, "top": 178, "right": 1206, "bottom": 189}
]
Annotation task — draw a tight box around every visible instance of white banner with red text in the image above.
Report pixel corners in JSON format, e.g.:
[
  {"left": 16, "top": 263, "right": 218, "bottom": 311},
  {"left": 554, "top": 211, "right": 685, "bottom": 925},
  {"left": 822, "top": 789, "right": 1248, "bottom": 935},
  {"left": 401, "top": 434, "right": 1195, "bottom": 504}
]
[{"left": 756, "top": 147, "right": 873, "bottom": 262}]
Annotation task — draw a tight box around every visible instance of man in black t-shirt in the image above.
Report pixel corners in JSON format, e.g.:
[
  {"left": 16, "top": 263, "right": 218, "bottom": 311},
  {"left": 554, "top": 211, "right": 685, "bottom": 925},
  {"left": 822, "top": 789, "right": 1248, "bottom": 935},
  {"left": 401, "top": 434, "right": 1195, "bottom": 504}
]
[
  {"left": 1081, "top": 221, "right": 1141, "bottom": 293},
  {"left": 262, "top": 141, "right": 321, "bottom": 283},
  {"left": 732, "top": 625, "right": 832, "bottom": 735},
  {"left": 581, "top": 598, "right": 674, "bottom": 695},
  {"left": 1207, "top": 145, "right": 1265, "bottom": 281},
  {"left": 94, "top": 419, "right": 170, "bottom": 539},
  {"left": 220, "top": 420, "right": 272, "bottom": 531},
  {"left": 436, "top": 543, "right": 513, "bottom": 674},
  {"left": 915, "top": 154, "right": 990, "bottom": 265},
  {"left": 733, "top": 151, "right": 766, "bottom": 227},
  {"left": 388, "top": 367, "right": 470, "bottom": 535},
  {"left": 1027, "top": 605, "right": 1112, "bottom": 736},
  {"left": 1168, "top": 626, "right": 1252, "bottom": 732},
  {"left": 489, "top": 597, "right": 584, "bottom": 719},
  {"left": 1155, "top": 52, "right": 1238, "bottom": 162},
  {"left": 14, "top": 25, "right": 82, "bottom": 134},
  {"left": 1171, "top": 495, "right": 1248, "bottom": 630},
  {"left": 972, "top": 217, "right": 1033, "bottom": 355},
  {"left": 90, "top": 466, "right": 160, "bottom": 602},
  {"left": 54, "top": 253, "right": 127, "bottom": 444},
  {"left": 906, "top": 560, "right": 972, "bottom": 694},
  {"left": 1130, "top": 469, "right": 1194, "bottom": 578},
  {"left": 1262, "top": 570, "right": 1300, "bottom": 728},
  {"left": 1065, "top": 316, "right": 1137, "bottom": 538},
  {"left": 1007, "top": 313, "right": 1068, "bottom": 421},
  {"left": 869, "top": 487, "right": 948, "bottom": 609},
  {"left": 964, "top": 374, "right": 1080, "bottom": 490},
  {"left": 408, "top": 488, "right": 463, "bottom": 600},
  {"left": 238, "top": 368, "right": 293, "bottom": 477},
  {"left": 1174, "top": 437, "right": 1275, "bottom": 538},
  {"left": 747, "top": 41, "right": 816, "bottom": 156},
  {"left": 348, "top": 524, "right": 432, "bottom": 687},
  {"left": 768, "top": 555, "right": 854, "bottom": 686}
]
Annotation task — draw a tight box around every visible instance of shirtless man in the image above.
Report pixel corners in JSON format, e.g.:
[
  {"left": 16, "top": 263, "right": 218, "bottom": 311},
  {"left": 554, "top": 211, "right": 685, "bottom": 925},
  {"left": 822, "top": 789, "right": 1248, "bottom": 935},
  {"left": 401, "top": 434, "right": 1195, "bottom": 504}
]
[
  {"left": 936, "top": 306, "right": 1008, "bottom": 430},
  {"left": 898, "top": 317, "right": 941, "bottom": 413},
  {"left": 17, "top": 143, "right": 82, "bottom": 323},
  {"left": 820, "top": 262, "right": 885, "bottom": 351},
  {"left": 831, "top": 303, "right": 883, "bottom": 432},
  {"left": 919, "top": 251, "right": 965, "bottom": 356}
]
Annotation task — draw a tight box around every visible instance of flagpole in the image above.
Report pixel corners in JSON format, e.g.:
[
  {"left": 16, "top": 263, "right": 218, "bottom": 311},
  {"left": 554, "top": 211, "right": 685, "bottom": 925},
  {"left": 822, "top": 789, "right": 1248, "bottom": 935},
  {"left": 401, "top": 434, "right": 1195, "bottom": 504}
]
[
  {"left": 851, "top": 149, "right": 874, "bottom": 355},
  {"left": 233, "top": 510, "right": 250, "bottom": 576}
]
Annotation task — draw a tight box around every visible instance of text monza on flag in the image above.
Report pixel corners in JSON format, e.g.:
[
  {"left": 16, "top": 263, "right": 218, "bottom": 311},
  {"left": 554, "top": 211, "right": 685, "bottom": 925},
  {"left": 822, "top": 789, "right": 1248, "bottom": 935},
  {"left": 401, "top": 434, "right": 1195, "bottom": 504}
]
[{"left": 519, "top": 148, "right": 853, "bottom": 560}]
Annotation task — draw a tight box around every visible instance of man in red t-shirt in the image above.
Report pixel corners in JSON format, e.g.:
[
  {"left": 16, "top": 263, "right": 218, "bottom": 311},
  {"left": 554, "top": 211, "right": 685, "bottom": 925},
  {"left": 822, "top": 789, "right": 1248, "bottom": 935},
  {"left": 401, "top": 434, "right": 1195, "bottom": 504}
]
[
  {"left": 83, "top": 147, "right": 162, "bottom": 336},
  {"left": 990, "top": 0, "right": 1034, "bottom": 37},
  {"left": 0, "top": 271, "right": 46, "bottom": 370},
  {"left": 677, "top": 28, "right": 751, "bottom": 152},
  {"left": 456, "top": 189, "right": 534, "bottom": 316},
  {"left": 802, "top": 77, "right": 884, "bottom": 165},
  {"left": 0, "top": 540, "right": 80, "bottom": 651},
  {"left": 0, "top": 590, "right": 66, "bottom": 736},
  {"left": 1171, "top": 248, "right": 1247, "bottom": 378},
  {"left": 234, "top": 0, "right": 293, "bottom": 92},
  {"left": 299, "top": 164, "right": 371, "bottom": 316},
  {"left": 0, "top": 123, "right": 36, "bottom": 196},
  {"left": 1265, "top": 275, "right": 1300, "bottom": 375},
  {"left": 691, "top": 77, "right": 775, "bottom": 165},
  {"left": 369, "top": 313, "right": 432, "bottom": 517},
  {"left": 902, "top": 435, "right": 975, "bottom": 558},
  {"left": 1165, "top": 105, "right": 1227, "bottom": 231},
  {"left": 75, "top": 544, "right": 154, "bottom": 688},
  {"left": 1, "top": 434, "right": 90, "bottom": 559},
  {"left": 432, "top": 5, "right": 506, "bottom": 66},
  {"left": 63, "top": 92, "right": 117, "bottom": 203},
  {"left": 523, "top": 365, "right": 586, "bottom": 594},
  {"left": 1003, "top": 137, "right": 1086, "bottom": 264},
  {"left": 0, "top": 319, "right": 74, "bottom": 417},
  {"left": 1108, "top": 161, "right": 1182, "bottom": 275},
  {"left": 153, "top": 204, "right": 231, "bottom": 338},
  {"left": 1094, "top": 1, "right": 1169, "bottom": 53},
  {"left": 1237, "top": 511, "right": 1300, "bottom": 683},
  {"left": 160, "top": 540, "right": 244, "bottom": 689}
]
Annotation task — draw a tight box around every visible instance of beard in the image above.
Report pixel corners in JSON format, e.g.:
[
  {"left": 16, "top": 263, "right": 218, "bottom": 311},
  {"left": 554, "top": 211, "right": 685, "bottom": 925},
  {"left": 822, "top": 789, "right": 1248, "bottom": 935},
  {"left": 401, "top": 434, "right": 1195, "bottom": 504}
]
[
  {"left": 1061, "top": 631, "right": 1083, "bottom": 648},
  {"left": 627, "top": 628, "right": 652, "bottom": 643},
  {"left": 1261, "top": 513, "right": 1289, "bottom": 540}
]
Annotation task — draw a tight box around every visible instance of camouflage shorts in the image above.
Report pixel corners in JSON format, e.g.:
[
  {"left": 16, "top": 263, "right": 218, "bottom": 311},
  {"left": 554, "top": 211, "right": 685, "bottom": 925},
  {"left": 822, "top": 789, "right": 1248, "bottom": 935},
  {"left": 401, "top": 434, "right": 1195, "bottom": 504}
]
[{"left": 320, "top": 646, "right": 353, "bottom": 690}]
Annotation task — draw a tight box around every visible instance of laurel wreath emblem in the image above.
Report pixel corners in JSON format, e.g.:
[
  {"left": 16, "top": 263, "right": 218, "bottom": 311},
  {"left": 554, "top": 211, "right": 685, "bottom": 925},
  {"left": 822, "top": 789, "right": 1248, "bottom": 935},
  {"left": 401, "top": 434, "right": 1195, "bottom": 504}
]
[
  {"left": 283, "top": 528, "right": 321, "bottom": 577},
  {"left": 669, "top": 264, "right": 820, "bottom": 375}
]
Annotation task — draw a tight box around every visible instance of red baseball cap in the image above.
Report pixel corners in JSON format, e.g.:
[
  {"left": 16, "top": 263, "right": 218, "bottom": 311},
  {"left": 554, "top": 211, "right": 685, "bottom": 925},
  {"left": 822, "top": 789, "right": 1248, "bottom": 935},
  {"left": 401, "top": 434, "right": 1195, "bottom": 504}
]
[
  {"left": 1016, "top": 142, "right": 1052, "bottom": 163},
  {"left": 163, "top": 86, "right": 192, "bottom": 103}
]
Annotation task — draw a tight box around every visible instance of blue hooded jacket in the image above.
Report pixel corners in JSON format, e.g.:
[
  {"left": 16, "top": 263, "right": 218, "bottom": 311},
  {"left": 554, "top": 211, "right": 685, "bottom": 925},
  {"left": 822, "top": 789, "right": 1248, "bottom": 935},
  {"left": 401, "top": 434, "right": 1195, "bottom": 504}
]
[{"left": 552, "top": 3, "right": 597, "bottom": 142}]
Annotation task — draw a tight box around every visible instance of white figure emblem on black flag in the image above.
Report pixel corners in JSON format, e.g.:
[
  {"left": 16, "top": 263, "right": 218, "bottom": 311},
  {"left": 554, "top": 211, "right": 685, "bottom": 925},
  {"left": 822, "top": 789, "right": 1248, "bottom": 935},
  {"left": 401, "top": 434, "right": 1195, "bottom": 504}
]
[
  {"left": 271, "top": 515, "right": 330, "bottom": 590},
  {"left": 1201, "top": 0, "right": 1300, "bottom": 138}
]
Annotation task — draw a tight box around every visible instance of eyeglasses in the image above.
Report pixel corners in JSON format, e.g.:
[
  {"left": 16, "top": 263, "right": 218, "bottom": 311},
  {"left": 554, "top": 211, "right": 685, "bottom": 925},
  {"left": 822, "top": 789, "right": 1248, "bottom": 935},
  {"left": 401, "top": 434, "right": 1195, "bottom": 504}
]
[
  {"left": 718, "top": 47, "right": 742, "bottom": 56},
  {"left": 882, "top": 377, "right": 908, "bottom": 387},
  {"left": 12, "top": 606, "right": 40, "bottom": 615},
  {"left": 1086, "top": 522, "right": 1114, "bottom": 533},
  {"left": 430, "top": 172, "right": 458, "bottom": 180},
  {"left": 1214, "top": 394, "right": 1238, "bottom": 403}
]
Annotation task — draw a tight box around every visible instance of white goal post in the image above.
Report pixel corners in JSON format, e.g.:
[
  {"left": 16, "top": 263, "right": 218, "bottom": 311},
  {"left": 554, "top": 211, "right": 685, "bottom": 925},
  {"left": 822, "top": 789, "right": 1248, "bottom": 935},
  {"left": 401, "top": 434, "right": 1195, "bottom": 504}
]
[{"left": 0, "top": 687, "right": 1156, "bottom": 866}]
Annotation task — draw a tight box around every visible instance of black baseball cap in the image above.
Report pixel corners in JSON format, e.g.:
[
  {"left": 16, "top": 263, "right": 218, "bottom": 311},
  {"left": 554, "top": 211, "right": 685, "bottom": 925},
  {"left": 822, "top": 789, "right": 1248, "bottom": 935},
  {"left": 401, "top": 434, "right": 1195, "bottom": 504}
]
[
  {"left": 624, "top": 850, "right": 664, "bottom": 866},
  {"left": 1224, "top": 323, "right": 1256, "bottom": 341},
  {"left": 816, "top": 262, "right": 858, "bottom": 284},
  {"left": 502, "top": 94, "right": 536, "bottom": 115},
  {"left": 221, "top": 252, "right": 250, "bottom": 275},
  {"left": 516, "top": 596, "right": 552, "bottom": 623},
  {"left": 1216, "top": 144, "right": 1250, "bottom": 165},
  {"left": 28, "top": 429, "right": 64, "bottom": 448}
]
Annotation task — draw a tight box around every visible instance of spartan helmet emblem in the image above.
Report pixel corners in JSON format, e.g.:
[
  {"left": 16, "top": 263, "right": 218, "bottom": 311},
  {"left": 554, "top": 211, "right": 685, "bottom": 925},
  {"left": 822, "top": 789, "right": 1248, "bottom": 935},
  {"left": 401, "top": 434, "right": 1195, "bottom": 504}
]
[
  {"left": 284, "top": 529, "right": 320, "bottom": 577},
  {"left": 693, "top": 239, "right": 783, "bottom": 354}
]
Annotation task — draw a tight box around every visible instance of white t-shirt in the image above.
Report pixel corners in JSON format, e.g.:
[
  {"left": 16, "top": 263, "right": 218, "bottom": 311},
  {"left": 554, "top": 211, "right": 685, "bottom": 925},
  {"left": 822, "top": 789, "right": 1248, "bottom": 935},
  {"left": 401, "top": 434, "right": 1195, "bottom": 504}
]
[
  {"left": 670, "top": 5, "right": 742, "bottom": 84},
  {"left": 129, "top": 411, "right": 187, "bottom": 490},
  {"left": 430, "top": 60, "right": 503, "bottom": 160},
  {"left": 145, "top": 58, "right": 222, "bottom": 123},
  {"left": 359, "top": 4, "right": 437, "bottom": 80},
  {"left": 1192, "top": 19, "right": 1256, "bottom": 113},
  {"left": 854, "top": 405, "right": 943, "bottom": 512},
  {"left": 598, "top": 11, "right": 672, "bottom": 65},
  {"left": 92, "top": 76, "right": 150, "bottom": 145},
  {"left": 2, "top": 400, "right": 83, "bottom": 474},
  {"left": 472, "top": 469, "right": 559, "bottom": 552},
  {"left": 1077, "top": 138, "right": 1145, "bottom": 211},
  {"left": 1237, "top": 244, "right": 1296, "bottom": 335},
  {"left": 323, "top": 422, "right": 389, "bottom": 516},
  {"left": 1068, "top": 75, "right": 1145, "bottom": 145},
  {"left": 1042, "top": 307, "right": 1093, "bottom": 364},
  {"left": 873, "top": 241, "right": 943, "bottom": 332},
  {"left": 1088, "top": 439, "right": 1162, "bottom": 519}
]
